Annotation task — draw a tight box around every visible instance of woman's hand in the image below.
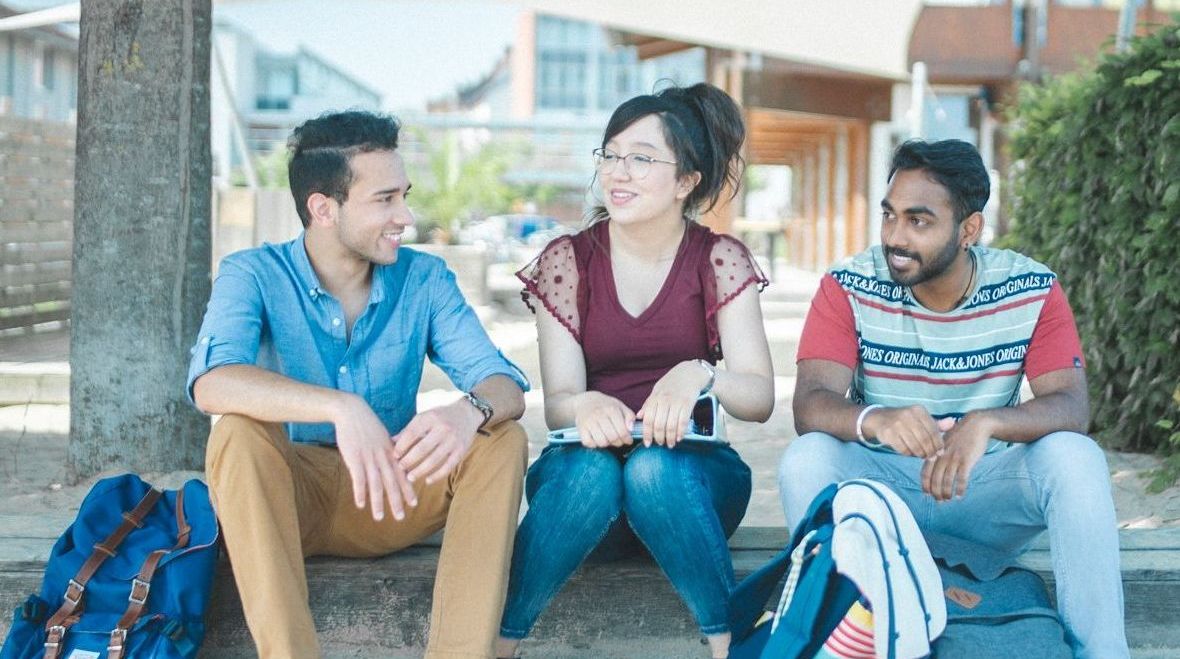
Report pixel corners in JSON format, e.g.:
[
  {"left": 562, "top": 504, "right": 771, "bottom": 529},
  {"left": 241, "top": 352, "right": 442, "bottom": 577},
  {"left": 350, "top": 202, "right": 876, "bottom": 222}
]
[
  {"left": 574, "top": 392, "right": 637, "bottom": 449},
  {"left": 638, "top": 360, "right": 710, "bottom": 448}
]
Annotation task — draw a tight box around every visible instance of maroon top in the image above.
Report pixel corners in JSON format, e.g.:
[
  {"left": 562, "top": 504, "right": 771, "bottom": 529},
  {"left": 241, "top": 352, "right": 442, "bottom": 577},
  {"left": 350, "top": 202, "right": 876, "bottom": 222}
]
[{"left": 517, "top": 221, "right": 767, "bottom": 413}]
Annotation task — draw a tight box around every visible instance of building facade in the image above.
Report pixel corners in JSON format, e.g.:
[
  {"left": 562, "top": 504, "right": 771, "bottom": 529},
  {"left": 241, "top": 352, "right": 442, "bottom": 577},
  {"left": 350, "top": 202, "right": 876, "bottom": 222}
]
[
  {"left": 211, "top": 20, "right": 382, "bottom": 181},
  {"left": 0, "top": 3, "right": 77, "bottom": 123},
  {"left": 423, "top": 12, "right": 708, "bottom": 218}
]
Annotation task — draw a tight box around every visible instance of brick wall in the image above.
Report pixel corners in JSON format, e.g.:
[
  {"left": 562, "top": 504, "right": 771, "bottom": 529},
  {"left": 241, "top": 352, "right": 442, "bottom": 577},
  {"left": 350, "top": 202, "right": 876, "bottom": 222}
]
[{"left": 0, "top": 116, "right": 75, "bottom": 335}]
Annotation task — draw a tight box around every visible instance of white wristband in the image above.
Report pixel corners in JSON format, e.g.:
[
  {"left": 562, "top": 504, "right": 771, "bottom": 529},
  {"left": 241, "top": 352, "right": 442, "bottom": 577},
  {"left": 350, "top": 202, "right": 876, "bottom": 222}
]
[{"left": 856, "top": 404, "right": 884, "bottom": 444}]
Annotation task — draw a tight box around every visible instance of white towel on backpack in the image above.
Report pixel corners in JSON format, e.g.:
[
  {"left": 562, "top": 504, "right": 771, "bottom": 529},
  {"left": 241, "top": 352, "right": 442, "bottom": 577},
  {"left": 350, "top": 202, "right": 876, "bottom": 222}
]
[{"left": 831, "top": 480, "right": 947, "bottom": 659}]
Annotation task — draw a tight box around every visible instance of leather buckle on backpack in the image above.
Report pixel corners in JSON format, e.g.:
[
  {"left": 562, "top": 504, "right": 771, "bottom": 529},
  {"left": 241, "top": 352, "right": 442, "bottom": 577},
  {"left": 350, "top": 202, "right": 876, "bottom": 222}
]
[
  {"left": 63, "top": 579, "right": 84, "bottom": 605},
  {"left": 44, "top": 624, "right": 66, "bottom": 648},
  {"left": 129, "top": 577, "right": 151, "bottom": 605},
  {"left": 108, "top": 627, "right": 128, "bottom": 652}
]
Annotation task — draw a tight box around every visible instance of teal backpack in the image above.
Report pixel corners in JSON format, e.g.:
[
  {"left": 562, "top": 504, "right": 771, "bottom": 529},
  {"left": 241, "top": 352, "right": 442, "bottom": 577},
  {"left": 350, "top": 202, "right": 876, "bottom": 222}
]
[{"left": 729, "top": 479, "right": 944, "bottom": 659}]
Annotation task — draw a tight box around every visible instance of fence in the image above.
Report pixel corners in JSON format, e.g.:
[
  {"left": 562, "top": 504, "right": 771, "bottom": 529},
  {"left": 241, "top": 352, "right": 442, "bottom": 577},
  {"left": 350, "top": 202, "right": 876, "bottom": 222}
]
[
  {"left": 0, "top": 116, "right": 75, "bottom": 336},
  {"left": 213, "top": 187, "right": 302, "bottom": 269}
]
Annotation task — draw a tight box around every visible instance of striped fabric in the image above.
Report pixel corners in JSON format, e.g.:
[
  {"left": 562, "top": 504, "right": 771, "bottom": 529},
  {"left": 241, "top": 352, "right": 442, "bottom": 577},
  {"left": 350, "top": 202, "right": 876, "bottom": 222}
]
[
  {"left": 832, "top": 245, "right": 1056, "bottom": 453},
  {"left": 815, "top": 599, "right": 876, "bottom": 658}
]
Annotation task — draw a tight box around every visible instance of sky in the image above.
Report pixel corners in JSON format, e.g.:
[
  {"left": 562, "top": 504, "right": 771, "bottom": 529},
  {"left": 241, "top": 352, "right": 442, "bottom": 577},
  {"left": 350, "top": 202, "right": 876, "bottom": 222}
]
[
  {"left": 214, "top": 0, "right": 520, "bottom": 112},
  {"left": 7, "top": 0, "right": 521, "bottom": 112}
]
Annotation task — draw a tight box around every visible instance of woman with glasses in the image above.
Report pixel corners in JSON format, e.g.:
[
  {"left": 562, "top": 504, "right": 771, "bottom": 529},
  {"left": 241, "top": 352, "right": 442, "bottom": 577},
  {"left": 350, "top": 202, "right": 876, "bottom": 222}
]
[{"left": 496, "top": 83, "right": 775, "bottom": 659}]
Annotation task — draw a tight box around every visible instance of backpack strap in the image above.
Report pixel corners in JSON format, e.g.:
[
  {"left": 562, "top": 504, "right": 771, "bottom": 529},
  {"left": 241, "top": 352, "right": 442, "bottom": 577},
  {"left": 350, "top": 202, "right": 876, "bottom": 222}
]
[
  {"left": 107, "top": 488, "right": 192, "bottom": 659},
  {"left": 770, "top": 529, "right": 818, "bottom": 634},
  {"left": 762, "top": 522, "right": 865, "bottom": 659},
  {"left": 43, "top": 487, "right": 163, "bottom": 659},
  {"left": 728, "top": 483, "right": 840, "bottom": 640}
]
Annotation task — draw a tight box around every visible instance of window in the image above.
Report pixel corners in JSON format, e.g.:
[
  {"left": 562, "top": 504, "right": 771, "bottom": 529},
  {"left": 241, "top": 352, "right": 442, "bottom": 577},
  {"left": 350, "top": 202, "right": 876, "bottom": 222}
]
[
  {"left": 0, "top": 36, "right": 12, "bottom": 99},
  {"left": 537, "top": 50, "right": 587, "bottom": 110},
  {"left": 42, "top": 49, "right": 55, "bottom": 91},
  {"left": 597, "top": 49, "right": 638, "bottom": 110}
]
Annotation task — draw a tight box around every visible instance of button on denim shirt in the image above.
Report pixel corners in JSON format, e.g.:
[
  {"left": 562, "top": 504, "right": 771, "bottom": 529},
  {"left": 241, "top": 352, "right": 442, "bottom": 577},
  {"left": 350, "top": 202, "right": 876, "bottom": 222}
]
[{"left": 186, "top": 236, "right": 529, "bottom": 445}]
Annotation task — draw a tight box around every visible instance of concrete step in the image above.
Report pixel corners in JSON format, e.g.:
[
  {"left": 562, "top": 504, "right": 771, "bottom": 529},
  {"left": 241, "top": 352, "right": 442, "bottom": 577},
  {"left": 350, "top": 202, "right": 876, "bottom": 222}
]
[
  {"left": 0, "top": 362, "right": 68, "bottom": 405},
  {"left": 1, "top": 526, "right": 1176, "bottom": 657}
]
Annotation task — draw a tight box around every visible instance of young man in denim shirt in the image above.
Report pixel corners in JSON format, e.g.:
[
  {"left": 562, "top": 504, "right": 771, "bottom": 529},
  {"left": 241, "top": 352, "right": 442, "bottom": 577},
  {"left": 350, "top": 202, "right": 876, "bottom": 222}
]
[{"left": 187, "top": 110, "right": 530, "bottom": 659}]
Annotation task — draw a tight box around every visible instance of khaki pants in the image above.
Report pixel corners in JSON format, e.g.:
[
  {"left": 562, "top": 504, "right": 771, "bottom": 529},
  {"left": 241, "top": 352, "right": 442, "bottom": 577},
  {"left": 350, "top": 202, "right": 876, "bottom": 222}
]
[{"left": 205, "top": 414, "right": 527, "bottom": 659}]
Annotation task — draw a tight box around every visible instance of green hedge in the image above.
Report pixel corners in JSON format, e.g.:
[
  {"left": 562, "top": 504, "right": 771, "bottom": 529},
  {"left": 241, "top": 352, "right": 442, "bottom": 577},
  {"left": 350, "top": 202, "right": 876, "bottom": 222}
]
[{"left": 1005, "top": 22, "right": 1180, "bottom": 475}]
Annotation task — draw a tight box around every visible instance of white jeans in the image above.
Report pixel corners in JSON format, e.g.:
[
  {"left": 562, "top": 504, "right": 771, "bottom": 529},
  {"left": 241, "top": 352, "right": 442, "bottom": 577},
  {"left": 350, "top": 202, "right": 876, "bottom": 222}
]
[{"left": 778, "top": 431, "right": 1128, "bottom": 659}]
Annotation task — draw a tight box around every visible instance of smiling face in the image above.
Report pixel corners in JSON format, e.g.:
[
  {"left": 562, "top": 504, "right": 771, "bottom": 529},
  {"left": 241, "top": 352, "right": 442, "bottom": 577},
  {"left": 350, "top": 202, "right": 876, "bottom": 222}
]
[
  {"left": 599, "top": 114, "right": 697, "bottom": 227},
  {"left": 331, "top": 149, "right": 414, "bottom": 265},
  {"left": 880, "top": 168, "right": 963, "bottom": 287}
]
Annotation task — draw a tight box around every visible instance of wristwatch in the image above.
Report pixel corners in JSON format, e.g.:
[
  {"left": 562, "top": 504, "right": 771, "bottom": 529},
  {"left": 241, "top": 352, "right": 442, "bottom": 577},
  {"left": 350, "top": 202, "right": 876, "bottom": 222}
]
[
  {"left": 695, "top": 359, "right": 716, "bottom": 396},
  {"left": 463, "top": 392, "right": 494, "bottom": 431}
]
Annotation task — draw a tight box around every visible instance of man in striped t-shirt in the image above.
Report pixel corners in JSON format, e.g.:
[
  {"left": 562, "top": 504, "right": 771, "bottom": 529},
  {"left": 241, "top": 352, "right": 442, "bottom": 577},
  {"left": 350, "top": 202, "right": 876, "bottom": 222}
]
[{"left": 778, "top": 139, "right": 1126, "bottom": 658}]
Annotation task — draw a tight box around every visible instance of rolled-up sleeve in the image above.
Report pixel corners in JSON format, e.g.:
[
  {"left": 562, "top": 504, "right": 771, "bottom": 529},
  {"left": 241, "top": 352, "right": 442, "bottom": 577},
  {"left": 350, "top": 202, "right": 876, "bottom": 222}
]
[
  {"left": 185, "top": 254, "right": 265, "bottom": 405},
  {"left": 425, "top": 264, "right": 530, "bottom": 393}
]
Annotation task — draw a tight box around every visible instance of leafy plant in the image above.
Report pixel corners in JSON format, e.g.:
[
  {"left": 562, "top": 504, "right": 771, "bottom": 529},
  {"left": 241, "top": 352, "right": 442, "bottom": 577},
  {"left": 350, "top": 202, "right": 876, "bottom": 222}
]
[
  {"left": 228, "top": 149, "right": 290, "bottom": 189},
  {"left": 1147, "top": 384, "right": 1180, "bottom": 493},
  {"left": 1004, "top": 23, "right": 1180, "bottom": 477},
  {"left": 406, "top": 130, "right": 549, "bottom": 242}
]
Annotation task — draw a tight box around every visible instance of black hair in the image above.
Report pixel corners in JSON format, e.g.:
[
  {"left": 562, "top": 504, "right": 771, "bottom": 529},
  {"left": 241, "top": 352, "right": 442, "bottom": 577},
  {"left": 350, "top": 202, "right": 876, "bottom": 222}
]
[
  {"left": 589, "top": 82, "right": 745, "bottom": 223},
  {"left": 287, "top": 110, "right": 401, "bottom": 228},
  {"left": 888, "top": 139, "right": 989, "bottom": 223}
]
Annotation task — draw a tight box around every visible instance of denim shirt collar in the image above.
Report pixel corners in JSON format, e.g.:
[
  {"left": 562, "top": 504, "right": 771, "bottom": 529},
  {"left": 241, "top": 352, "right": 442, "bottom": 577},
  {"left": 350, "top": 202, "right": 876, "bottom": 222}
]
[
  {"left": 290, "top": 233, "right": 327, "bottom": 299},
  {"left": 289, "top": 232, "right": 389, "bottom": 306}
]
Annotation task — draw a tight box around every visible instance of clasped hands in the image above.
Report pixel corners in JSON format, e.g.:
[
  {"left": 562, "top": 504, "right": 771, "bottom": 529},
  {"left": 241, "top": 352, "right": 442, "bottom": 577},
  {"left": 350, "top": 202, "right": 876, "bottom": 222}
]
[
  {"left": 333, "top": 393, "right": 484, "bottom": 521},
  {"left": 860, "top": 405, "right": 995, "bottom": 501},
  {"left": 573, "top": 360, "right": 710, "bottom": 450}
]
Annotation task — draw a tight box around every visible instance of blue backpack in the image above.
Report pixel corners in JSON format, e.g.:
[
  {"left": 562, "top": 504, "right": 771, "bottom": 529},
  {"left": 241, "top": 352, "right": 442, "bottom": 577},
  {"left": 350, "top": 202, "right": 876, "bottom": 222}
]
[
  {"left": 926, "top": 532, "right": 1071, "bottom": 658},
  {"left": 1, "top": 474, "right": 219, "bottom": 659},
  {"left": 729, "top": 480, "right": 944, "bottom": 659}
]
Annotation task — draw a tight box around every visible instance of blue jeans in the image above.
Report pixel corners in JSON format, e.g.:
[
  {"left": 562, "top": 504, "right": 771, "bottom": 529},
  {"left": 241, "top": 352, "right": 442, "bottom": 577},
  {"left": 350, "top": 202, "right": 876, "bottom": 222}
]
[
  {"left": 777, "top": 431, "right": 1128, "bottom": 659},
  {"left": 499, "top": 443, "right": 752, "bottom": 638}
]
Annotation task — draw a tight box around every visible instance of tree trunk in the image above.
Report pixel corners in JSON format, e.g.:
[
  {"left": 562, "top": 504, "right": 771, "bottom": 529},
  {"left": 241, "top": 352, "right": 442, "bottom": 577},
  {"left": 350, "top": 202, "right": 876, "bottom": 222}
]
[{"left": 70, "top": 0, "right": 212, "bottom": 478}]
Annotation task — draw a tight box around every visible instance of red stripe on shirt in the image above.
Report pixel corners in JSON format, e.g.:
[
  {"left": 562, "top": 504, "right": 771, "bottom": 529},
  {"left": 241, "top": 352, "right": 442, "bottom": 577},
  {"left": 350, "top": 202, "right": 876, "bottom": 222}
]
[
  {"left": 852, "top": 292, "right": 1049, "bottom": 322},
  {"left": 862, "top": 367, "right": 1023, "bottom": 385}
]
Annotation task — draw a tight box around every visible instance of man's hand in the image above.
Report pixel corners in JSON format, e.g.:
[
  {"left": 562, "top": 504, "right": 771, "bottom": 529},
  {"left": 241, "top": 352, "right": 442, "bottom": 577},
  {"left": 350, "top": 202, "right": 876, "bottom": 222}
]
[
  {"left": 393, "top": 399, "right": 483, "bottom": 485},
  {"left": 921, "top": 412, "right": 994, "bottom": 501},
  {"left": 861, "top": 405, "right": 952, "bottom": 458},
  {"left": 573, "top": 392, "right": 637, "bottom": 449},
  {"left": 637, "top": 360, "right": 709, "bottom": 448},
  {"left": 333, "top": 394, "right": 417, "bottom": 522}
]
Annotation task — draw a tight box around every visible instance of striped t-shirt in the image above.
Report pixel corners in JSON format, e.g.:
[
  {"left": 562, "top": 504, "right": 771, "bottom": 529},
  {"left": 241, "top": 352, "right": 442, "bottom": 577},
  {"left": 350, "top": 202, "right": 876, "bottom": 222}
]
[{"left": 797, "top": 245, "right": 1084, "bottom": 452}]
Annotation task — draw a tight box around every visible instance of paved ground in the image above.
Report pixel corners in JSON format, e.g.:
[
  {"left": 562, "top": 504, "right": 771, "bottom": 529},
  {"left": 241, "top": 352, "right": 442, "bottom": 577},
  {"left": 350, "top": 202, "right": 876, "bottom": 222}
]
[{"left": 1, "top": 264, "right": 1178, "bottom": 530}]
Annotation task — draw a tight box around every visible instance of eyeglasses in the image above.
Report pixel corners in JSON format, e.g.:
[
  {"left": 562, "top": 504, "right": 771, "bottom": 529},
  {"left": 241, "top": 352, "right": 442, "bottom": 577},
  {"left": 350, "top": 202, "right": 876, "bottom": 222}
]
[{"left": 592, "top": 148, "right": 677, "bottom": 180}]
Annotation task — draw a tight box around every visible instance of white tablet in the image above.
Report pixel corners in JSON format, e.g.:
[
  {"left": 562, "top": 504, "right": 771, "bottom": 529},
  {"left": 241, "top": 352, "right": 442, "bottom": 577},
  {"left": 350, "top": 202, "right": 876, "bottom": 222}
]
[{"left": 547, "top": 394, "right": 726, "bottom": 444}]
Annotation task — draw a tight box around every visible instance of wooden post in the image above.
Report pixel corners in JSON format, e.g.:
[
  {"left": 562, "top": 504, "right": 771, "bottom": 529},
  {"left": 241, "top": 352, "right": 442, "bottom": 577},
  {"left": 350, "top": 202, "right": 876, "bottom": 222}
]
[{"left": 848, "top": 121, "right": 868, "bottom": 254}]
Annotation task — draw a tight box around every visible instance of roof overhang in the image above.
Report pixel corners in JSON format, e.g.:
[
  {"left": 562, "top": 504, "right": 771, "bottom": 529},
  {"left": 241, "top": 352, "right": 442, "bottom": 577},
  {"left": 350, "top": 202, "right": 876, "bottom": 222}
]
[
  {"left": 0, "top": 2, "right": 78, "bottom": 32},
  {"left": 506, "top": 0, "right": 923, "bottom": 81}
]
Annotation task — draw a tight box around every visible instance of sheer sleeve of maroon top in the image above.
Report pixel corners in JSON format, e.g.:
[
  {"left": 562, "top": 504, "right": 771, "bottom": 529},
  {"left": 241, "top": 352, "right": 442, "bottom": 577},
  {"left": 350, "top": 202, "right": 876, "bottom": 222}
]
[
  {"left": 701, "top": 233, "right": 769, "bottom": 358},
  {"left": 515, "top": 235, "right": 583, "bottom": 343}
]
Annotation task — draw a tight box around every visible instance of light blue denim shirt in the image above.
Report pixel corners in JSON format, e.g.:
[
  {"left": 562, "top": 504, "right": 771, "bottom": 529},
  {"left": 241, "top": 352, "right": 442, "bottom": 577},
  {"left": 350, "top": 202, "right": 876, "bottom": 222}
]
[{"left": 186, "top": 234, "right": 529, "bottom": 445}]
